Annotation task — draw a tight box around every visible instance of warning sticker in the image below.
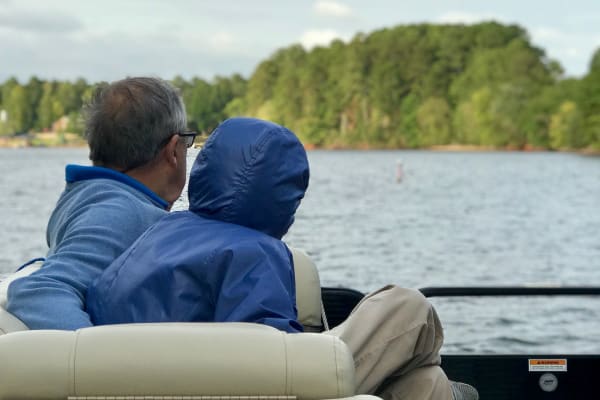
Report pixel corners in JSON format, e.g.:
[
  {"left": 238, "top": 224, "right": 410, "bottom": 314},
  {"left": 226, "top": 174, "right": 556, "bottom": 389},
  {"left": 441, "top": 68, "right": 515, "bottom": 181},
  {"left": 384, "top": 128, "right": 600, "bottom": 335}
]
[{"left": 529, "top": 359, "right": 567, "bottom": 372}]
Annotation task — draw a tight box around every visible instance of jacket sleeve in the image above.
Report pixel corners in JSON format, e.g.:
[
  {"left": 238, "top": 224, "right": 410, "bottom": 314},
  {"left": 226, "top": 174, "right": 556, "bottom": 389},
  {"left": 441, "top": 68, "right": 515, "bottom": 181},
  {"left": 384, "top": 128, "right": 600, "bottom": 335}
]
[
  {"left": 6, "top": 196, "right": 163, "bottom": 330},
  {"left": 213, "top": 242, "right": 303, "bottom": 333}
]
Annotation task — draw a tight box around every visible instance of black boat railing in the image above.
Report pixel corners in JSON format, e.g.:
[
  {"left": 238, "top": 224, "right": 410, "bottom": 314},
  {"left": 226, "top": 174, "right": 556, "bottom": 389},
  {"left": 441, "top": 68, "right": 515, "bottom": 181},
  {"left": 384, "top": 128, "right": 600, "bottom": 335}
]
[
  {"left": 419, "top": 286, "right": 600, "bottom": 297},
  {"left": 321, "top": 286, "right": 600, "bottom": 400},
  {"left": 321, "top": 286, "right": 600, "bottom": 328},
  {"left": 418, "top": 285, "right": 600, "bottom": 400}
]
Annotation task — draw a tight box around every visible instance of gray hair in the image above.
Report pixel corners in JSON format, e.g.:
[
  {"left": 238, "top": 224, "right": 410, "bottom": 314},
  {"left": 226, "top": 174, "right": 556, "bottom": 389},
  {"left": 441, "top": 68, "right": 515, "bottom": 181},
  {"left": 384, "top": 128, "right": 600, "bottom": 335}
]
[{"left": 84, "top": 77, "right": 187, "bottom": 170}]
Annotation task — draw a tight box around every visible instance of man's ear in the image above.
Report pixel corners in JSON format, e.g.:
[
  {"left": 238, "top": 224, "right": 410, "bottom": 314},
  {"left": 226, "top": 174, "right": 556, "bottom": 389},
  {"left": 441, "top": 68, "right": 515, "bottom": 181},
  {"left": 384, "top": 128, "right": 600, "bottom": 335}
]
[{"left": 161, "top": 135, "right": 180, "bottom": 168}]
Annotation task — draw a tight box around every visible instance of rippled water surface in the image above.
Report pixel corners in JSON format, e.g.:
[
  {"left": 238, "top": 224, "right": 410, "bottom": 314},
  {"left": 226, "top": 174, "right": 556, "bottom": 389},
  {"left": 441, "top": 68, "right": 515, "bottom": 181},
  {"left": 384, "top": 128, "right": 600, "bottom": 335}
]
[{"left": 1, "top": 147, "right": 599, "bottom": 354}]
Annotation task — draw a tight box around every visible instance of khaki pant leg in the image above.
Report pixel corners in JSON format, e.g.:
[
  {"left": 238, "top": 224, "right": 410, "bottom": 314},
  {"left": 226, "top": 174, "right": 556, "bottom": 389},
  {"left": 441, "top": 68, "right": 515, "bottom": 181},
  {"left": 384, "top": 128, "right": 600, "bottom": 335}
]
[
  {"left": 325, "top": 285, "right": 450, "bottom": 400},
  {"left": 376, "top": 366, "right": 452, "bottom": 400}
]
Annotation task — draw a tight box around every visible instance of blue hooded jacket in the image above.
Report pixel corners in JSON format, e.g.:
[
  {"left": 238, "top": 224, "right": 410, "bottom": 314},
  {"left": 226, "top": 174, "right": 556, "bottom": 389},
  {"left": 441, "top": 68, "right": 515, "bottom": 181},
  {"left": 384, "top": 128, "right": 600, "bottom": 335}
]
[{"left": 87, "top": 118, "right": 309, "bottom": 333}]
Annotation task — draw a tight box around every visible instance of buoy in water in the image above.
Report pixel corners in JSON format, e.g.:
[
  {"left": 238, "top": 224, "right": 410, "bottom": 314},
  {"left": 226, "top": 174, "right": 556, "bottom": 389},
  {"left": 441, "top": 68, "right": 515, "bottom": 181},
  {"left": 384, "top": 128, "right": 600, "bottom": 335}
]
[{"left": 395, "top": 159, "right": 404, "bottom": 183}]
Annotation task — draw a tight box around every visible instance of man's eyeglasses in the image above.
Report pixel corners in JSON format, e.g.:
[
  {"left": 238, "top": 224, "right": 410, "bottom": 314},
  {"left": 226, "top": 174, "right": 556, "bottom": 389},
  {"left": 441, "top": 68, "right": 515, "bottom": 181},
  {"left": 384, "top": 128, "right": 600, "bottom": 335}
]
[{"left": 177, "top": 131, "right": 197, "bottom": 148}]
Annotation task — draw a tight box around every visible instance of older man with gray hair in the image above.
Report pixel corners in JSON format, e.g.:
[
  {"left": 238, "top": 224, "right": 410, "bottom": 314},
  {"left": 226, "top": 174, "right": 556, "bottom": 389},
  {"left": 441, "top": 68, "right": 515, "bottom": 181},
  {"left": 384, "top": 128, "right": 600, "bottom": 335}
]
[{"left": 6, "top": 76, "right": 194, "bottom": 330}]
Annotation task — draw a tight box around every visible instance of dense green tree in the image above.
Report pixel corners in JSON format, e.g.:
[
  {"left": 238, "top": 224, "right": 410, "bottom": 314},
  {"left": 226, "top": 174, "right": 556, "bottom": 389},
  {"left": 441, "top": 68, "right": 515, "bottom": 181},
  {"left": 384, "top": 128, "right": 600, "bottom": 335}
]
[
  {"left": 489, "top": 83, "right": 530, "bottom": 148},
  {"left": 37, "top": 82, "right": 58, "bottom": 130},
  {"left": 245, "top": 58, "right": 278, "bottom": 117},
  {"left": 269, "top": 45, "right": 306, "bottom": 127},
  {"left": 449, "top": 38, "right": 552, "bottom": 103},
  {"left": 3, "top": 84, "right": 32, "bottom": 134},
  {"left": 25, "top": 76, "right": 44, "bottom": 130},
  {"left": 66, "top": 111, "right": 85, "bottom": 135},
  {"left": 549, "top": 101, "right": 584, "bottom": 149},
  {"left": 1, "top": 77, "right": 19, "bottom": 108},
  {"left": 294, "top": 46, "right": 333, "bottom": 144},
  {"left": 453, "top": 99, "right": 479, "bottom": 145},
  {"left": 578, "top": 51, "right": 600, "bottom": 148},
  {"left": 589, "top": 48, "right": 600, "bottom": 73},
  {"left": 417, "top": 97, "right": 452, "bottom": 146},
  {"left": 0, "top": 78, "right": 20, "bottom": 134},
  {"left": 179, "top": 74, "right": 247, "bottom": 134},
  {"left": 459, "top": 87, "right": 494, "bottom": 145},
  {"left": 472, "top": 22, "right": 528, "bottom": 49},
  {"left": 452, "top": 84, "right": 527, "bottom": 147},
  {"left": 398, "top": 94, "right": 420, "bottom": 148},
  {"left": 521, "top": 78, "right": 581, "bottom": 148}
]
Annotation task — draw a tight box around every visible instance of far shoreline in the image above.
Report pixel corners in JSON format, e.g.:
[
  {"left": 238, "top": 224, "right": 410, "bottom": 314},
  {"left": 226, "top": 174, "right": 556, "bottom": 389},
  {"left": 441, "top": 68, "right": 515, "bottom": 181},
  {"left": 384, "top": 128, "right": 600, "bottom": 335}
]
[
  {"left": 303, "top": 143, "right": 600, "bottom": 156},
  {"left": 0, "top": 132, "right": 86, "bottom": 149},
  {"left": 1, "top": 133, "right": 598, "bottom": 156}
]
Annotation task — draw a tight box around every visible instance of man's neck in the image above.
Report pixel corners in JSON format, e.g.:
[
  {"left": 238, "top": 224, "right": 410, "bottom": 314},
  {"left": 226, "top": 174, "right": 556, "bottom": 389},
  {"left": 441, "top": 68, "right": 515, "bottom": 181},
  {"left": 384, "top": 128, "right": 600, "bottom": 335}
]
[{"left": 125, "top": 165, "right": 173, "bottom": 209}]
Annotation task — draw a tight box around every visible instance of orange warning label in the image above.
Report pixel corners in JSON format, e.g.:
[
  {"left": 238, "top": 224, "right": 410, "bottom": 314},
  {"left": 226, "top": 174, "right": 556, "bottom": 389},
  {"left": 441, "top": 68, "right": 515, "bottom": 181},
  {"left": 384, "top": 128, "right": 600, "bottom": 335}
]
[{"left": 528, "top": 359, "right": 567, "bottom": 372}]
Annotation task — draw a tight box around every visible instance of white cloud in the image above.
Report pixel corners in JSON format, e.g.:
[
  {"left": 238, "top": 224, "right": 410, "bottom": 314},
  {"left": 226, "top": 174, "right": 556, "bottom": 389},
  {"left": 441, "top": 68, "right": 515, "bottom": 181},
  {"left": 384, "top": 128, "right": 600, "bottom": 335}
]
[
  {"left": 0, "top": 9, "right": 83, "bottom": 34},
  {"left": 177, "top": 29, "right": 261, "bottom": 60},
  {"left": 435, "top": 11, "right": 505, "bottom": 24},
  {"left": 300, "top": 29, "right": 347, "bottom": 49},
  {"left": 207, "top": 32, "right": 235, "bottom": 50},
  {"left": 531, "top": 27, "right": 563, "bottom": 40},
  {"left": 529, "top": 26, "right": 598, "bottom": 76},
  {"left": 314, "top": 1, "right": 353, "bottom": 18},
  {"left": 0, "top": 27, "right": 258, "bottom": 82},
  {"left": 530, "top": 26, "right": 584, "bottom": 57}
]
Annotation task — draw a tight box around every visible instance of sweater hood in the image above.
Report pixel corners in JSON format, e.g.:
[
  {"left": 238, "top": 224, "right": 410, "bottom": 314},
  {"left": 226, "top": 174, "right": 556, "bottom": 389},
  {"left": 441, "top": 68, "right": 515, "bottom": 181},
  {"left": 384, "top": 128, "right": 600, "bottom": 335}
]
[{"left": 188, "top": 117, "right": 309, "bottom": 239}]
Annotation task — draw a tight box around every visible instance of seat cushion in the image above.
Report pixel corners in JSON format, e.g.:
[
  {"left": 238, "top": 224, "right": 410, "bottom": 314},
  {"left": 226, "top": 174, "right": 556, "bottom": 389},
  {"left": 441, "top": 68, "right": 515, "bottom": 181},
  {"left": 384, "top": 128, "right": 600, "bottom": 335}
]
[{"left": 0, "top": 322, "right": 356, "bottom": 400}]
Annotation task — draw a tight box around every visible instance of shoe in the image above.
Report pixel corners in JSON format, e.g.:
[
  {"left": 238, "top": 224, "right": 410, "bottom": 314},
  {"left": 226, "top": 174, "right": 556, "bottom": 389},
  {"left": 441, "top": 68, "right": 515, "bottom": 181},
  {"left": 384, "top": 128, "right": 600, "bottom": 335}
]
[{"left": 450, "top": 380, "right": 479, "bottom": 400}]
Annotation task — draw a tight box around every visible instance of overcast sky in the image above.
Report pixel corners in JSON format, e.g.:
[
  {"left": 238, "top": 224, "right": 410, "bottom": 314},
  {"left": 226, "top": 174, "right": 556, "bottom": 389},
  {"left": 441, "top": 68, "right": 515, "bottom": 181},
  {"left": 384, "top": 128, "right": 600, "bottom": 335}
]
[{"left": 1, "top": 0, "right": 599, "bottom": 83}]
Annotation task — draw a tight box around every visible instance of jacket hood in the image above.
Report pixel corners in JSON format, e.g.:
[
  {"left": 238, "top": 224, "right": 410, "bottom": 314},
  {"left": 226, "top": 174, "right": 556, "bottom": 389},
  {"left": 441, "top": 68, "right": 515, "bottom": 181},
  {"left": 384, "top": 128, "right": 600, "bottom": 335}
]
[{"left": 188, "top": 117, "right": 309, "bottom": 239}]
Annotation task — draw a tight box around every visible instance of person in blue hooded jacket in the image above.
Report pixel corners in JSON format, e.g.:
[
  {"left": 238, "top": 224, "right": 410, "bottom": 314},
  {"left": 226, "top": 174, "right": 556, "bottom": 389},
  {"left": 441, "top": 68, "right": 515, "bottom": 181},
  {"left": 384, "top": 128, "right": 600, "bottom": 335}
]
[{"left": 86, "top": 117, "right": 308, "bottom": 332}]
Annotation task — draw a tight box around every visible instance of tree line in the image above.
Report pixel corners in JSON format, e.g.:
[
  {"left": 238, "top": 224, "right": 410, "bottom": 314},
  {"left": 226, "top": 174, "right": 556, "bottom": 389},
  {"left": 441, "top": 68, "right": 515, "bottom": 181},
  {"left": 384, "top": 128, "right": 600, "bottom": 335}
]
[{"left": 1, "top": 21, "right": 599, "bottom": 150}]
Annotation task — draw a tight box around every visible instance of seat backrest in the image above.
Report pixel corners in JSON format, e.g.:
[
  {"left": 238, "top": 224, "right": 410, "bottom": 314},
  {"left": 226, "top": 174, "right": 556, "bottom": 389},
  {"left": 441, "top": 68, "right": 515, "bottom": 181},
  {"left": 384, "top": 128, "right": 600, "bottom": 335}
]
[
  {"left": 0, "top": 308, "right": 28, "bottom": 335},
  {"left": 0, "top": 323, "right": 361, "bottom": 400},
  {"left": 290, "top": 247, "right": 325, "bottom": 331},
  {"left": 0, "top": 263, "right": 40, "bottom": 335},
  {"left": 0, "top": 261, "right": 42, "bottom": 310},
  {"left": 0, "top": 251, "right": 325, "bottom": 334}
]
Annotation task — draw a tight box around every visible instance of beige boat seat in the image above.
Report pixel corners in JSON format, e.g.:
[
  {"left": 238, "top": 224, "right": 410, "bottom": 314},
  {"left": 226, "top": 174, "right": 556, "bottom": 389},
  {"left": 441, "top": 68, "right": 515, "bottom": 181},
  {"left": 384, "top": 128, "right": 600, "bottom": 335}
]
[
  {"left": 0, "top": 261, "right": 42, "bottom": 310},
  {"left": 0, "top": 308, "right": 27, "bottom": 335},
  {"left": 0, "top": 323, "right": 380, "bottom": 400},
  {"left": 0, "top": 252, "right": 375, "bottom": 399},
  {"left": 290, "top": 247, "right": 328, "bottom": 332},
  {"left": 0, "top": 262, "right": 40, "bottom": 335}
]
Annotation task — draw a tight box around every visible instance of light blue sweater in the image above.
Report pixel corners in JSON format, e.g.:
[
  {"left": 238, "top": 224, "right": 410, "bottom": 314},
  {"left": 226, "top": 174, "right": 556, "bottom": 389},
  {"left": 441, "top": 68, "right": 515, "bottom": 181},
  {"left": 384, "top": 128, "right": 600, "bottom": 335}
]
[{"left": 6, "top": 165, "right": 168, "bottom": 330}]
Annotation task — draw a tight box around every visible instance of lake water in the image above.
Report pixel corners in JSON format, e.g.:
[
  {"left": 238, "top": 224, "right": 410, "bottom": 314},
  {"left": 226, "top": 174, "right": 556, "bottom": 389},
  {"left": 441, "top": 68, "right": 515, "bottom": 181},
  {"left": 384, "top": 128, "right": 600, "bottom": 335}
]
[{"left": 1, "top": 147, "right": 599, "bottom": 354}]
